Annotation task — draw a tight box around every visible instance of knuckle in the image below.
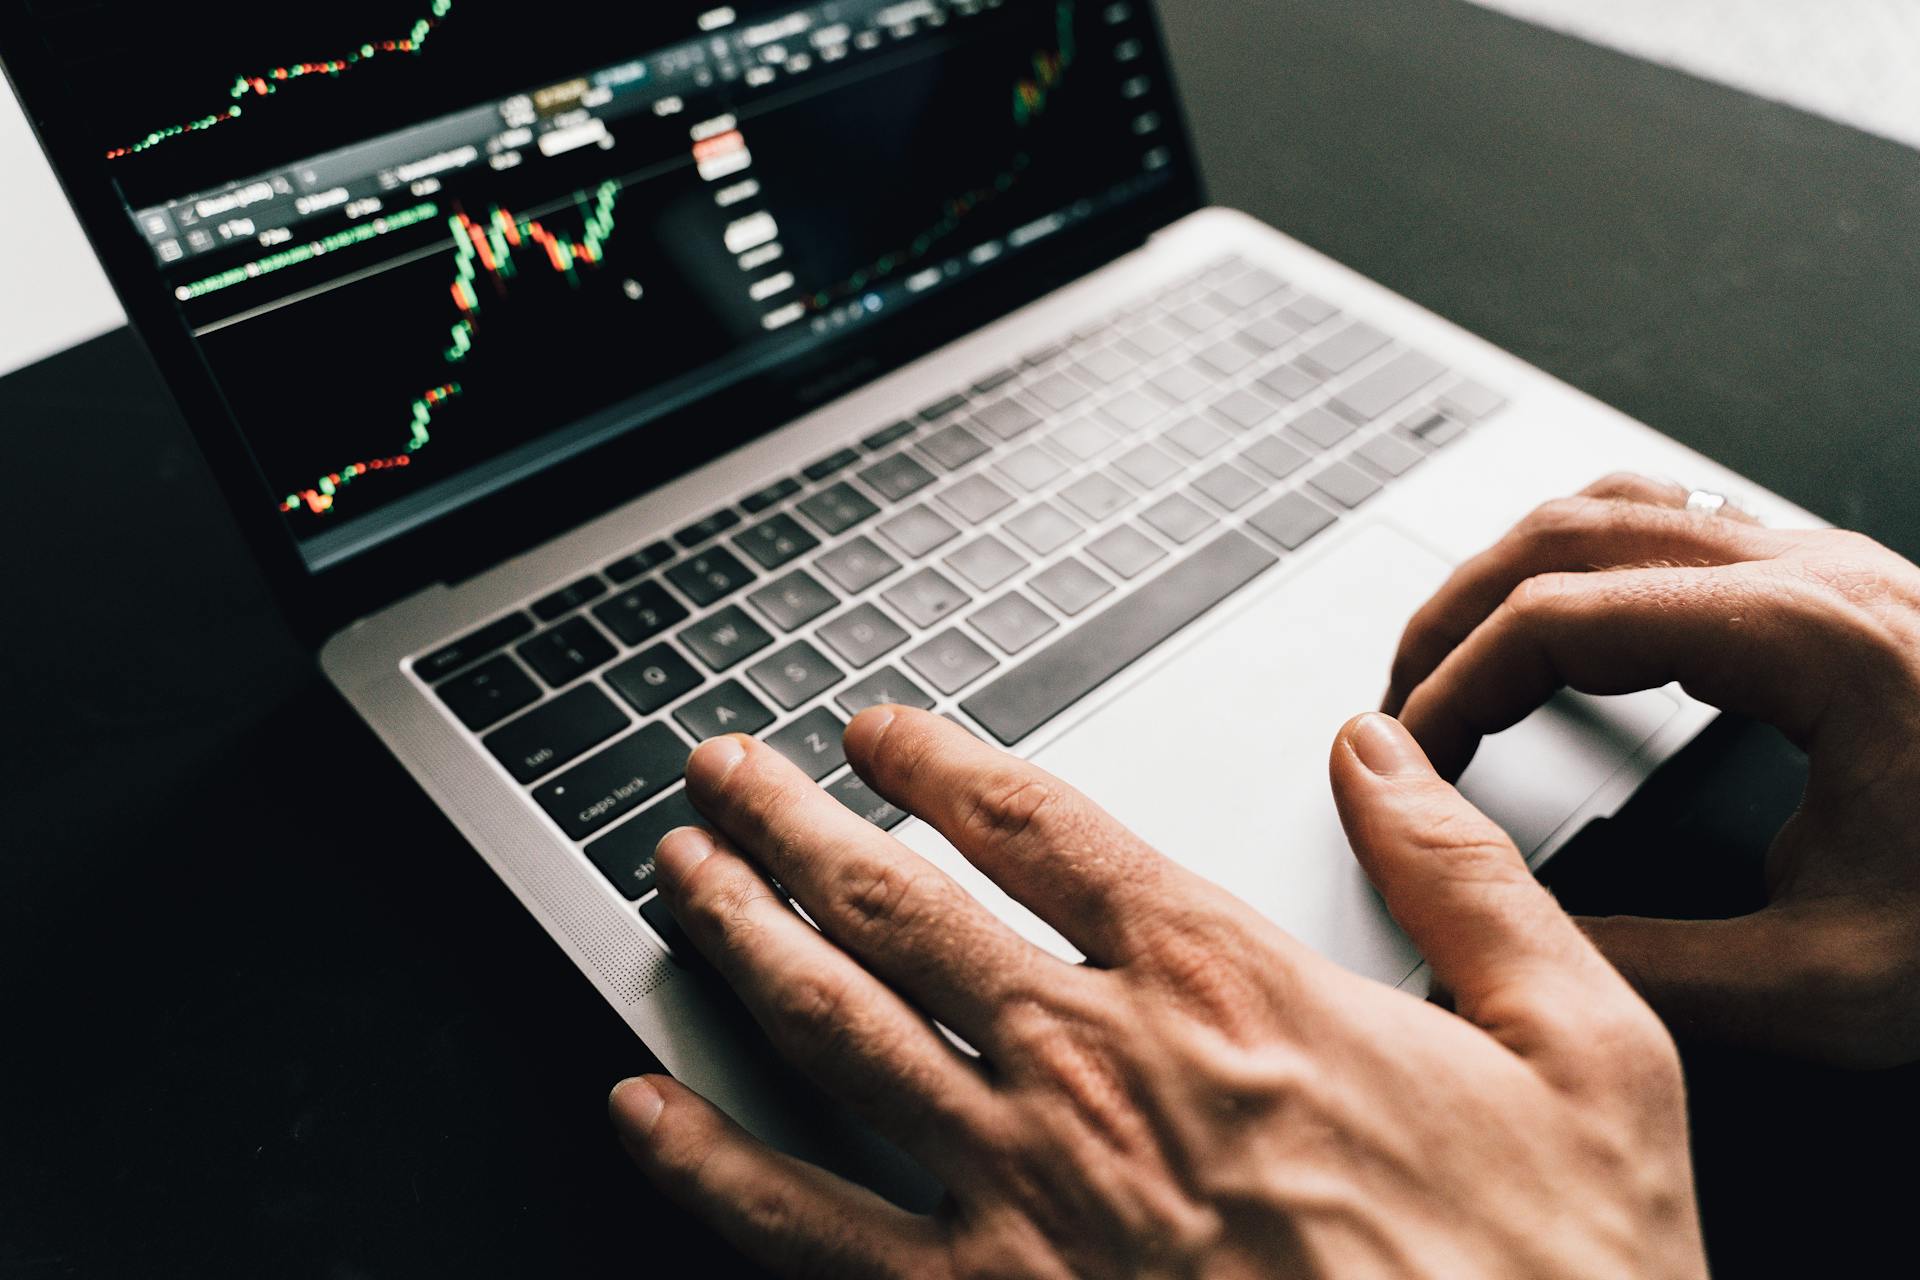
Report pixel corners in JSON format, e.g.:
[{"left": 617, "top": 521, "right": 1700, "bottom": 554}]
[
  {"left": 1580, "top": 471, "right": 1659, "bottom": 500},
  {"left": 1504, "top": 570, "right": 1585, "bottom": 620},
  {"left": 1516, "top": 495, "right": 1595, "bottom": 543},
  {"left": 1400, "top": 799, "right": 1523, "bottom": 884},
  {"left": 774, "top": 974, "right": 857, "bottom": 1069},
  {"left": 960, "top": 770, "right": 1061, "bottom": 846},
  {"left": 839, "top": 859, "right": 937, "bottom": 948}
]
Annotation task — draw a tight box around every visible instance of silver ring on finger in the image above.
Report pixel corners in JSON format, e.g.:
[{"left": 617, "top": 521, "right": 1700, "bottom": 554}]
[{"left": 1684, "top": 489, "right": 1730, "bottom": 517}]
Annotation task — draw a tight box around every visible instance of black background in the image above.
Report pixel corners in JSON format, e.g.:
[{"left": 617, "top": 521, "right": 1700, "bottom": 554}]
[{"left": 4, "top": 0, "right": 1919, "bottom": 1275}]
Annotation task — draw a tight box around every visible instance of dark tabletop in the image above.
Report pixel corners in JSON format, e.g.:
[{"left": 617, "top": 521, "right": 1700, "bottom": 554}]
[{"left": 4, "top": 1, "right": 1918, "bottom": 1275}]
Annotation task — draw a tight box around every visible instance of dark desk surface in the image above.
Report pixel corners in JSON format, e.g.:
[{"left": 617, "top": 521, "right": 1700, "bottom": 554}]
[{"left": 5, "top": 1, "right": 1917, "bottom": 1275}]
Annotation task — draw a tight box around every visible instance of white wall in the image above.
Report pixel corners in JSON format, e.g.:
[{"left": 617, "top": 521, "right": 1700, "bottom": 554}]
[
  {"left": 1, "top": 4, "right": 1916, "bottom": 377},
  {"left": 0, "top": 73, "right": 121, "bottom": 376}
]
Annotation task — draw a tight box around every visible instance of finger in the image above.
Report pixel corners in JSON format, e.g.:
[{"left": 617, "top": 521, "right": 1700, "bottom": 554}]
[
  {"left": 1382, "top": 492, "right": 1784, "bottom": 714},
  {"left": 1581, "top": 471, "right": 1762, "bottom": 524},
  {"left": 844, "top": 707, "right": 1239, "bottom": 967},
  {"left": 1329, "top": 714, "right": 1651, "bottom": 1062},
  {"left": 611, "top": 1075, "right": 946, "bottom": 1280},
  {"left": 1397, "top": 564, "right": 1851, "bottom": 779},
  {"left": 655, "top": 825, "right": 994, "bottom": 1166},
  {"left": 1579, "top": 908, "right": 1920, "bottom": 1070},
  {"left": 679, "top": 735, "right": 1070, "bottom": 1055}
]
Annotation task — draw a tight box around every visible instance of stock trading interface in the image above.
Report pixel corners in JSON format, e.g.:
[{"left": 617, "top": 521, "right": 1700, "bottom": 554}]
[{"left": 26, "top": 0, "right": 1178, "bottom": 563}]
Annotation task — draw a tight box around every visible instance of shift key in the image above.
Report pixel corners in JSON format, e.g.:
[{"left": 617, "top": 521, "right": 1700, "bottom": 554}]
[{"left": 535, "top": 723, "right": 691, "bottom": 841}]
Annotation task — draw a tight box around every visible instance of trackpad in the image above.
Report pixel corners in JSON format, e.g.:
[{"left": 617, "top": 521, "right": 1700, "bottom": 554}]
[{"left": 953, "top": 523, "right": 1684, "bottom": 986}]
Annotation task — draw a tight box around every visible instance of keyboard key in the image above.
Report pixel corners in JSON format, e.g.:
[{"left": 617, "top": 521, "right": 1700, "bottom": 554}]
[
  {"left": 605, "top": 541, "right": 676, "bottom": 585},
  {"left": 971, "top": 366, "right": 1020, "bottom": 394},
  {"left": 1027, "top": 371, "right": 1091, "bottom": 412},
  {"left": 674, "top": 508, "right": 742, "bottom": 548},
  {"left": 1170, "top": 298, "right": 1228, "bottom": 333},
  {"left": 816, "top": 603, "right": 910, "bottom": 667},
  {"left": 1330, "top": 350, "right": 1446, "bottom": 422},
  {"left": 1049, "top": 417, "right": 1118, "bottom": 461},
  {"left": 1191, "top": 462, "right": 1266, "bottom": 512},
  {"left": 639, "top": 893, "right": 693, "bottom": 962},
  {"left": 748, "top": 570, "right": 839, "bottom": 632},
  {"left": 995, "top": 444, "right": 1067, "bottom": 493},
  {"left": 1150, "top": 362, "right": 1212, "bottom": 405},
  {"left": 969, "top": 592, "right": 1059, "bottom": 655},
  {"left": 1023, "top": 341, "right": 1068, "bottom": 367},
  {"left": 606, "top": 644, "right": 705, "bottom": 715},
  {"left": 1114, "top": 443, "right": 1182, "bottom": 489},
  {"left": 1060, "top": 473, "right": 1133, "bottom": 522},
  {"left": 668, "top": 547, "right": 757, "bottom": 608},
  {"left": 765, "top": 707, "right": 849, "bottom": 781},
  {"left": 532, "top": 576, "right": 608, "bottom": 622},
  {"left": 836, "top": 666, "right": 936, "bottom": 716},
  {"left": 963, "top": 531, "right": 1278, "bottom": 745},
  {"left": 1087, "top": 525, "right": 1168, "bottom": 579},
  {"left": 535, "top": 722, "right": 690, "bottom": 841},
  {"left": 939, "top": 475, "right": 1015, "bottom": 525},
  {"left": 802, "top": 448, "right": 862, "bottom": 483},
  {"left": 945, "top": 535, "right": 1027, "bottom": 592},
  {"left": 883, "top": 568, "right": 971, "bottom": 629},
  {"left": 594, "top": 580, "right": 691, "bottom": 647},
  {"left": 436, "top": 654, "right": 541, "bottom": 731},
  {"left": 679, "top": 605, "right": 774, "bottom": 672},
  {"left": 1101, "top": 391, "right": 1167, "bottom": 432},
  {"left": 905, "top": 629, "right": 998, "bottom": 695},
  {"left": 1220, "top": 268, "right": 1284, "bottom": 308},
  {"left": 1236, "top": 314, "right": 1303, "bottom": 353},
  {"left": 1284, "top": 294, "right": 1339, "bottom": 327},
  {"left": 797, "top": 483, "right": 880, "bottom": 536},
  {"left": 1141, "top": 493, "right": 1218, "bottom": 544},
  {"left": 973, "top": 398, "right": 1044, "bottom": 442},
  {"left": 1405, "top": 408, "right": 1468, "bottom": 447},
  {"left": 1301, "top": 322, "right": 1389, "bottom": 375},
  {"left": 1260, "top": 363, "right": 1322, "bottom": 401},
  {"left": 858, "top": 453, "right": 937, "bottom": 503},
  {"left": 740, "top": 477, "right": 802, "bottom": 513},
  {"left": 1249, "top": 491, "right": 1339, "bottom": 549},
  {"left": 1029, "top": 557, "right": 1113, "bottom": 616},
  {"left": 1309, "top": 461, "right": 1385, "bottom": 509},
  {"left": 814, "top": 535, "right": 902, "bottom": 593},
  {"left": 748, "top": 640, "right": 845, "bottom": 710},
  {"left": 1212, "top": 389, "right": 1278, "bottom": 431},
  {"left": 1242, "top": 435, "right": 1311, "bottom": 480},
  {"left": 1005, "top": 502, "right": 1083, "bottom": 556},
  {"left": 920, "top": 422, "right": 991, "bottom": 471},
  {"left": 917, "top": 394, "right": 970, "bottom": 423},
  {"left": 585, "top": 790, "right": 700, "bottom": 900},
  {"left": 419, "top": 613, "right": 536, "bottom": 682},
  {"left": 1289, "top": 407, "right": 1359, "bottom": 451},
  {"left": 861, "top": 420, "right": 917, "bottom": 451},
  {"left": 1356, "top": 433, "right": 1426, "bottom": 477},
  {"left": 1439, "top": 380, "right": 1506, "bottom": 420},
  {"left": 1196, "top": 339, "right": 1256, "bottom": 376},
  {"left": 674, "top": 679, "right": 776, "bottom": 740},
  {"left": 517, "top": 617, "right": 617, "bottom": 689},
  {"left": 1163, "top": 416, "right": 1231, "bottom": 459},
  {"left": 1075, "top": 345, "right": 1136, "bottom": 385},
  {"left": 828, "top": 772, "right": 909, "bottom": 831},
  {"left": 1122, "top": 321, "right": 1180, "bottom": 358},
  {"left": 878, "top": 504, "right": 961, "bottom": 559},
  {"left": 734, "top": 513, "right": 821, "bottom": 571}
]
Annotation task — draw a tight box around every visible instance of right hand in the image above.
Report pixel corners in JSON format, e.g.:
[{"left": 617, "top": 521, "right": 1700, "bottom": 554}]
[{"left": 1385, "top": 473, "right": 1920, "bottom": 1068}]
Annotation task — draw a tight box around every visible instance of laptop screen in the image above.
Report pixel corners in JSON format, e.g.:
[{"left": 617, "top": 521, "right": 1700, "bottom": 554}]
[{"left": 23, "top": 0, "right": 1181, "bottom": 570}]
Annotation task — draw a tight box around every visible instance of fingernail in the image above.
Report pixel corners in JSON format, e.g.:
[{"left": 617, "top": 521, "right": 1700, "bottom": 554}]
[
  {"left": 654, "top": 826, "right": 716, "bottom": 889},
  {"left": 686, "top": 735, "right": 748, "bottom": 790},
  {"left": 1349, "top": 713, "right": 1428, "bottom": 777},
  {"left": 609, "top": 1076, "right": 664, "bottom": 1136}
]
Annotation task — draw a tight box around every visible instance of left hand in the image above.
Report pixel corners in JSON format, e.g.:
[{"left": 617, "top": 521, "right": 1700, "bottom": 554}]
[{"left": 607, "top": 707, "right": 1703, "bottom": 1280}]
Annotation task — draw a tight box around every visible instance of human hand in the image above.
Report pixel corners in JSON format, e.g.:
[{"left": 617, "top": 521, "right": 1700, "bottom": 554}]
[
  {"left": 1386, "top": 472, "right": 1920, "bottom": 1068},
  {"left": 609, "top": 708, "right": 1705, "bottom": 1279}
]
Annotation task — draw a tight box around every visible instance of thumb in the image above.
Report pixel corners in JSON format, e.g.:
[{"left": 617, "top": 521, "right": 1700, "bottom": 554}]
[{"left": 1330, "top": 713, "right": 1624, "bottom": 1038}]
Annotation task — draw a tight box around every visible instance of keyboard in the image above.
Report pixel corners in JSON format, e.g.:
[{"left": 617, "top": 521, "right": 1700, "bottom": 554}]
[{"left": 412, "top": 254, "right": 1507, "bottom": 957}]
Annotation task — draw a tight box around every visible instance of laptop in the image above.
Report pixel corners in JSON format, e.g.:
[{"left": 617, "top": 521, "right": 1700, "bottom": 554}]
[{"left": 2, "top": 0, "right": 1816, "bottom": 1187}]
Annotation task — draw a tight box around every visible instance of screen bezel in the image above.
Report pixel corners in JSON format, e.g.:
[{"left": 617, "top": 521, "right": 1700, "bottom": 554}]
[{"left": 0, "top": 1, "right": 1204, "bottom": 645}]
